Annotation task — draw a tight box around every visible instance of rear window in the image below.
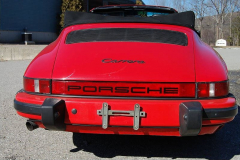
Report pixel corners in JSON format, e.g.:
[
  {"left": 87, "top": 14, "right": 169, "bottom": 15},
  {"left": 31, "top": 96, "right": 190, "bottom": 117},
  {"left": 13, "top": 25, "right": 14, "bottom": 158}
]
[{"left": 66, "top": 28, "right": 188, "bottom": 46}]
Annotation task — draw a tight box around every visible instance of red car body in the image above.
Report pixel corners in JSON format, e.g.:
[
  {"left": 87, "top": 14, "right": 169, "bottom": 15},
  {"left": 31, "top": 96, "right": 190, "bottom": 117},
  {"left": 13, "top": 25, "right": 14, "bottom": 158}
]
[{"left": 14, "top": 5, "right": 238, "bottom": 136}]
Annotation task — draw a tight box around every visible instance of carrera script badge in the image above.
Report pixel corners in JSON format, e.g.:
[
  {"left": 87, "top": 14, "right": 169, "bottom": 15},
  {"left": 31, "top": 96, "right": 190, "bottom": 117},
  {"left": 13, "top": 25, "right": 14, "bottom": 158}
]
[{"left": 102, "top": 58, "right": 145, "bottom": 64}]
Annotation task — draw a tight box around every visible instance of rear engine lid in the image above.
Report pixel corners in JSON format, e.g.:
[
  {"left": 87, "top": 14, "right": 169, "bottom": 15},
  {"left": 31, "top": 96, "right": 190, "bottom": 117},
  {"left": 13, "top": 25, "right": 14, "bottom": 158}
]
[{"left": 52, "top": 25, "right": 195, "bottom": 83}]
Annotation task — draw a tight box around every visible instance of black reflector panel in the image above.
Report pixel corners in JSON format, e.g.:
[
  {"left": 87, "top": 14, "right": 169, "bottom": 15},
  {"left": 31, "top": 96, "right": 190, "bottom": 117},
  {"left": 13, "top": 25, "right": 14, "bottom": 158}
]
[{"left": 66, "top": 28, "right": 188, "bottom": 46}]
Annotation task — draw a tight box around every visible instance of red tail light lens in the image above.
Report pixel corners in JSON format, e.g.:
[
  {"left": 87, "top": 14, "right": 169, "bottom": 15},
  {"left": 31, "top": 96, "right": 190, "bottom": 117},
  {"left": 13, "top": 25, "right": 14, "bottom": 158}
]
[
  {"left": 215, "top": 81, "right": 229, "bottom": 97},
  {"left": 23, "top": 77, "right": 51, "bottom": 94},
  {"left": 52, "top": 81, "right": 196, "bottom": 98},
  {"left": 23, "top": 78, "right": 34, "bottom": 92},
  {"left": 197, "top": 81, "right": 228, "bottom": 98},
  {"left": 39, "top": 80, "right": 51, "bottom": 93}
]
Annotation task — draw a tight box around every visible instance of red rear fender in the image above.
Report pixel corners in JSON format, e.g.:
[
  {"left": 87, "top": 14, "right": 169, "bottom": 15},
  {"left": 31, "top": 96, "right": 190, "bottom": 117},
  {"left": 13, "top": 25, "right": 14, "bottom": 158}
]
[
  {"left": 24, "top": 32, "right": 64, "bottom": 79},
  {"left": 193, "top": 32, "right": 228, "bottom": 82}
]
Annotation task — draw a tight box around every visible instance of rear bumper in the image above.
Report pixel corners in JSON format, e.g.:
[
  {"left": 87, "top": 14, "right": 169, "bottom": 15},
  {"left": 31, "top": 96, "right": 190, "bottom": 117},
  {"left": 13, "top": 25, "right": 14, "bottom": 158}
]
[
  {"left": 14, "top": 91, "right": 238, "bottom": 136},
  {"left": 14, "top": 99, "right": 238, "bottom": 121}
]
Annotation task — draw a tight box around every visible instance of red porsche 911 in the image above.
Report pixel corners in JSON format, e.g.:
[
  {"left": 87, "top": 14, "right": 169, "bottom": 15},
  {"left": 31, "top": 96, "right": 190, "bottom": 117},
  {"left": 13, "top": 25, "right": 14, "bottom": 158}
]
[{"left": 14, "top": 5, "right": 238, "bottom": 136}]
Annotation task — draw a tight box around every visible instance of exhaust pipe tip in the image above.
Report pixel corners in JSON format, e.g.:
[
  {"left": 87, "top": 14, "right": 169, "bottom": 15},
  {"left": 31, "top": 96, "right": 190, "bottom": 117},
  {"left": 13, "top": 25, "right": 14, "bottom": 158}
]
[{"left": 26, "top": 121, "right": 38, "bottom": 131}]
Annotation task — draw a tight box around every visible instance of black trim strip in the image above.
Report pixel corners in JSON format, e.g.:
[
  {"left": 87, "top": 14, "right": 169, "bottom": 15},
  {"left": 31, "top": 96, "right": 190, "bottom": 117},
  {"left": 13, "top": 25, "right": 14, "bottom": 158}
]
[
  {"left": 23, "top": 76, "right": 51, "bottom": 81},
  {"left": 203, "top": 104, "right": 238, "bottom": 119},
  {"left": 23, "top": 90, "right": 234, "bottom": 100},
  {"left": 16, "top": 89, "right": 25, "bottom": 94},
  {"left": 14, "top": 99, "right": 42, "bottom": 115}
]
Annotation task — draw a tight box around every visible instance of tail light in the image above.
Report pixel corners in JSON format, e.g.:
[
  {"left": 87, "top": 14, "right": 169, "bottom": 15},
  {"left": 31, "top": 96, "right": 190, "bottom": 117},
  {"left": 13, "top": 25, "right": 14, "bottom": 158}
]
[
  {"left": 52, "top": 81, "right": 196, "bottom": 98},
  {"left": 23, "top": 77, "right": 228, "bottom": 99},
  {"left": 197, "top": 81, "right": 229, "bottom": 98},
  {"left": 23, "top": 77, "right": 51, "bottom": 94}
]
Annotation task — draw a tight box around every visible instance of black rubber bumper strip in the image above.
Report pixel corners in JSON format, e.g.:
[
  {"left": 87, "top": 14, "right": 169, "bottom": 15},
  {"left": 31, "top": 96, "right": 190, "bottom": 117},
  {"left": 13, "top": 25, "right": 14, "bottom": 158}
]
[
  {"left": 14, "top": 99, "right": 42, "bottom": 115},
  {"left": 14, "top": 99, "right": 238, "bottom": 119},
  {"left": 203, "top": 104, "right": 238, "bottom": 119}
]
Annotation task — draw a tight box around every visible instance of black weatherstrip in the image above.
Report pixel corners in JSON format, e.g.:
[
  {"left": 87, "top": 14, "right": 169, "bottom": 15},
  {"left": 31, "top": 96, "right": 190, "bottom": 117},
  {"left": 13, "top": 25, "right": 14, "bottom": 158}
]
[{"left": 66, "top": 28, "right": 188, "bottom": 46}]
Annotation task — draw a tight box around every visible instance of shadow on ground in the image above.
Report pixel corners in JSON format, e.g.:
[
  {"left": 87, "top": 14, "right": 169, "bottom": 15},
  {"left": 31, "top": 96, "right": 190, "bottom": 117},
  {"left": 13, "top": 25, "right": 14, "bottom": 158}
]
[{"left": 71, "top": 112, "right": 239, "bottom": 160}]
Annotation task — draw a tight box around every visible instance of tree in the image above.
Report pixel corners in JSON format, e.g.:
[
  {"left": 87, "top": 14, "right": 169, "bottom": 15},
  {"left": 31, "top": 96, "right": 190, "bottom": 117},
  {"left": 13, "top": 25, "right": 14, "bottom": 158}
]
[
  {"left": 143, "top": 0, "right": 240, "bottom": 46},
  {"left": 148, "top": 0, "right": 186, "bottom": 12},
  {"left": 136, "top": 0, "right": 144, "bottom": 5},
  {"left": 207, "top": 0, "right": 228, "bottom": 40},
  {"left": 191, "top": 0, "right": 208, "bottom": 37},
  {"left": 227, "top": 0, "right": 240, "bottom": 45},
  {"left": 60, "top": 0, "right": 84, "bottom": 28},
  {"left": 231, "top": 13, "right": 240, "bottom": 45},
  {"left": 173, "top": 0, "right": 188, "bottom": 12},
  {"left": 148, "top": 0, "right": 170, "bottom": 6}
]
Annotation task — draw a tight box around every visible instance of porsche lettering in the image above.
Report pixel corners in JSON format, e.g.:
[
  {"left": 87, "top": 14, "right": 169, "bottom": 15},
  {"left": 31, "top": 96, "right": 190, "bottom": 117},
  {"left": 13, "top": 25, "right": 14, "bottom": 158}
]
[{"left": 67, "top": 86, "right": 178, "bottom": 94}]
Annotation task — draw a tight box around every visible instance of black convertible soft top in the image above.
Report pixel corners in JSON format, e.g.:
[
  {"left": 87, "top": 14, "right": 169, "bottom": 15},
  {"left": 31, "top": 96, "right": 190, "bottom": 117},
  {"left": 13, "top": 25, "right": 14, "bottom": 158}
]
[{"left": 64, "top": 11, "right": 195, "bottom": 30}]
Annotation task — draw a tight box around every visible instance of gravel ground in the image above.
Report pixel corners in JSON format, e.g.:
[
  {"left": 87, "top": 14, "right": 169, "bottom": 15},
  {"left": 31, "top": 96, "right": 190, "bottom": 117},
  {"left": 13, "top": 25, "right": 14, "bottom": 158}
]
[{"left": 0, "top": 49, "right": 240, "bottom": 160}]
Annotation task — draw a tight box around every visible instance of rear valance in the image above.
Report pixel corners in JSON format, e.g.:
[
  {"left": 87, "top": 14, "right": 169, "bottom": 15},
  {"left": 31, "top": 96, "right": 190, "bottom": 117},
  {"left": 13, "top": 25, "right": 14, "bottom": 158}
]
[{"left": 66, "top": 28, "right": 188, "bottom": 46}]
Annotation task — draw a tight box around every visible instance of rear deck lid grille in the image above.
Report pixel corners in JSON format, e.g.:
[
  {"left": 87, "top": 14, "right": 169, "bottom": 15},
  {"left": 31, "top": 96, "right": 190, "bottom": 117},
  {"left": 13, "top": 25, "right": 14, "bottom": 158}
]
[{"left": 66, "top": 28, "right": 188, "bottom": 46}]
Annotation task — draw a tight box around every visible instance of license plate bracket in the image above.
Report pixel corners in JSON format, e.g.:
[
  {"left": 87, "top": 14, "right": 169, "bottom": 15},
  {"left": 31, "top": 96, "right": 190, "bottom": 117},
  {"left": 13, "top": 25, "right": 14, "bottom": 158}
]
[{"left": 97, "top": 103, "right": 146, "bottom": 130}]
